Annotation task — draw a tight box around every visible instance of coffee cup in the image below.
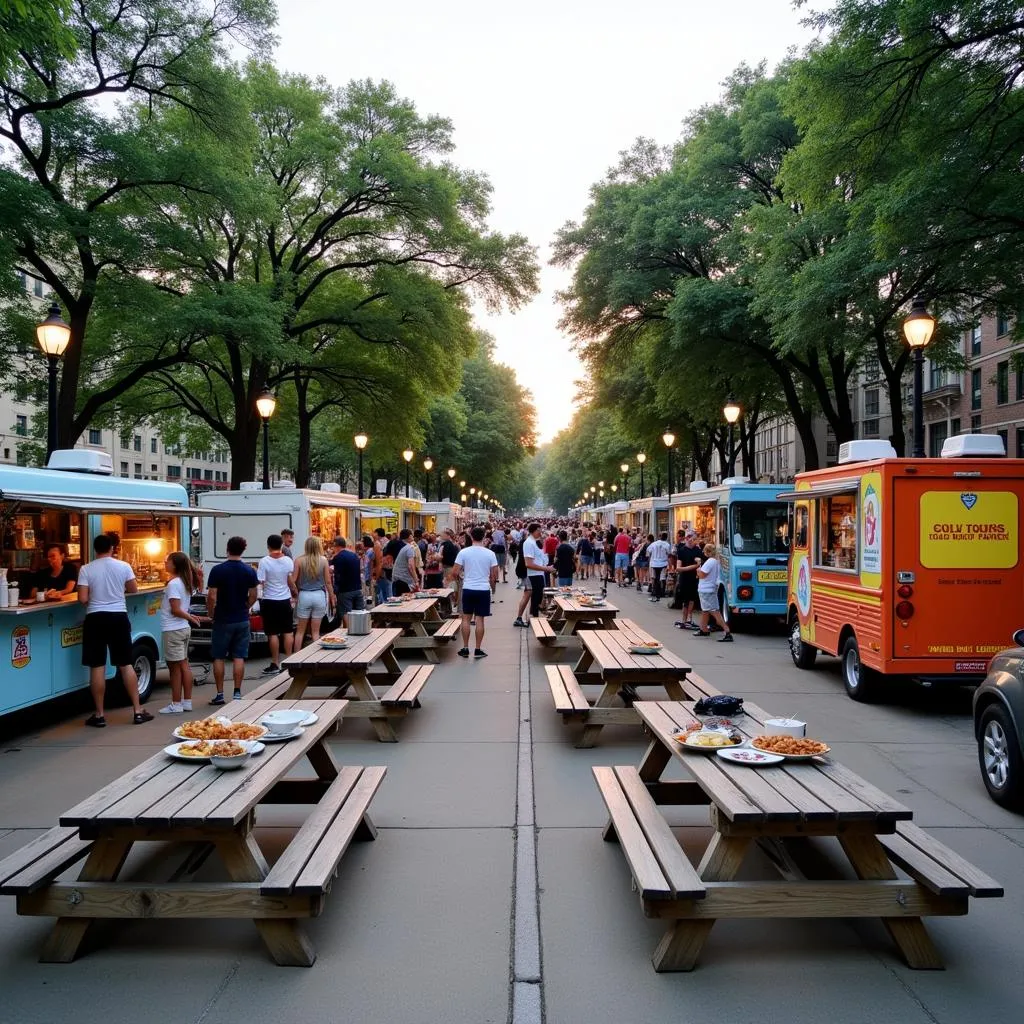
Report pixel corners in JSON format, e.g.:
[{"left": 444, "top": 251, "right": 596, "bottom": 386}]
[
  {"left": 764, "top": 717, "right": 806, "bottom": 738},
  {"left": 261, "top": 709, "right": 308, "bottom": 736},
  {"left": 36, "top": 592, "right": 46, "bottom": 603}
]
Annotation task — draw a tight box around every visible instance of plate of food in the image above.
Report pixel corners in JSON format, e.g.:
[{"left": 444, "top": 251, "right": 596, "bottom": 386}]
[
  {"left": 628, "top": 641, "right": 663, "bottom": 655},
  {"left": 673, "top": 724, "right": 743, "bottom": 751},
  {"left": 172, "top": 718, "right": 268, "bottom": 742},
  {"left": 319, "top": 635, "right": 349, "bottom": 649},
  {"left": 750, "top": 735, "right": 831, "bottom": 760},
  {"left": 717, "top": 746, "right": 784, "bottom": 766},
  {"left": 385, "top": 597, "right": 403, "bottom": 605},
  {"left": 164, "top": 739, "right": 264, "bottom": 762}
]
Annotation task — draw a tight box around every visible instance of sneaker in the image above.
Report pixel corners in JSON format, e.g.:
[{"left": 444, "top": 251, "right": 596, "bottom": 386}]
[
  {"left": 84, "top": 713, "right": 106, "bottom": 728},
  {"left": 262, "top": 663, "right": 281, "bottom": 674},
  {"left": 718, "top": 633, "right": 734, "bottom": 643},
  {"left": 133, "top": 710, "right": 154, "bottom": 725},
  {"left": 181, "top": 700, "right": 192, "bottom": 712},
  {"left": 474, "top": 649, "right": 488, "bottom": 659},
  {"left": 693, "top": 630, "right": 711, "bottom": 638},
  {"left": 513, "top": 618, "right": 527, "bottom": 627},
  {"left": 209, "top": 693, "right": 225, "bottom": 706},
  {"left": 158, "top": 703, "right": 184, "bottom": 714},
  {"left": 457, "top": 647, "right": 470, "bottom": 658},
  {"left": 233, "top": 689, "right": 242, "bottom": 701}
]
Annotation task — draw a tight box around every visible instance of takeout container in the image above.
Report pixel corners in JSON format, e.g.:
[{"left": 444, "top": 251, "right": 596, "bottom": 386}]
[
  {"left": 348, "top": 609, "right": 371, "bottom": 635},
  {"left": 763, "top": 718, "right": 806, "bottom": 738},
  {"left": 261, "top": 710, "right": 308, "bottom": 735}
]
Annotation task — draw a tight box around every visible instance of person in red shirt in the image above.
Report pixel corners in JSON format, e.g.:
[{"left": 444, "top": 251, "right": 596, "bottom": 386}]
[
  {"left": 613, "top": 529, "right": 632, "bottom": 586},
  {"left": 542, "top": 530, "right": 559, "bottom": 562}
]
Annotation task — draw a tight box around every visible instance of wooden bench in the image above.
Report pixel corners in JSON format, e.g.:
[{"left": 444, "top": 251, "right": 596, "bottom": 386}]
[
  {"left": 531, "top": 617, "right": 557, "bottom": 645},
  {"left": 877, "top": 822, "right": 1004, "bottom": 899},
  {"left": 0, "top": 826, "right": 95, "bottom": 896},
  {"left": 546, "top": 664, "right": 591, "bottom": 721},
  {"left": 429, "top": 618, "right": 462, "bottom": 643},
  {"left": 380, "top": 665, "right": 434, "bottom": 708},
  {"left": 246, "top": 671, "right": 293, "bottom": 701},
  {"left": 593, "top": 765, "right": 706, "bottom": 902},
  {"left": 261, "top": 765, "right": 386, "bottom": 897}
]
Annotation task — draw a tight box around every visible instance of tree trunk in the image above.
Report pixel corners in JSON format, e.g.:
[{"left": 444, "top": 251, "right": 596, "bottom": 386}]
[{"left": 294, "top": 372, "right": 312, "bottom": 487}]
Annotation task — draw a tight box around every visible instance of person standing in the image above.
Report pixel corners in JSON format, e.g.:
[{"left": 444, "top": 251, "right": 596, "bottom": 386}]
[
  {"left": 694, "top": 543, "right": 733, "bottom": 641},
  {"left": 513, "top": 522, "right": 554, "bottom": 626},
  {"left": 613, "top": 527, "right": 631, "bottom": 586},
  {"left": 369, "top": 529, "right": 384, "bottom": 605},
  {"left": 329, "top": 536, "right": 364, "bottom": 627},
  {"left": 292, "top": 536, "right": 334, "bottom": 649},
  {"left": 158, "top": 552, "right": 202, "bottom": 714},
  {"left": 490, "top": 525, "right": 508, "bottom": 583},
  {"left": 576, "top": 532, "right": 593, "bottom": 580},
  {"left": 279, "top": 528, "right": 295, "bottom": 559},
  {"left": 646, "top": 532, "right": 672, "bottom": 602},
  {"left": 453, "top": 526, "right": 499, "bottom": 658},
  {"left": 553, "top": 530, "right": 577, "bottom": 587},
  {"left": 206, "top": 536, "right": 259, "bottom": 704},
  {"left": 77, "top": 533, "right": 153, "bottom": 727},
  {"left": 391, "top": 529, "right": 421, "bottom": 595},
  {"left": 258, "top": 534, "right": 296, "bottom": 675},
  {"left": 671, "top": 529, "right": 702, "bottom": 628}
]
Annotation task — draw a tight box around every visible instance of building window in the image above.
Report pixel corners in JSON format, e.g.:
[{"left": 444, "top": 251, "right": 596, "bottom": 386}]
[
  {"left": 120, "top": 461, "right": 129, "bottom": 477},
  {"left": 133, "top": 434, "right": 142, "bottom": 452},
  {"left": 862, "top": 419, "right": 879, "bottom": 437},
  {"left": 929, "top": 421, "right": 949, "bottom": 458},
  {"left": 120, "top": 433, "right": 130, "bottom": 449},
  {"left": 970, "top": 325, "right": 982, "bottom": 355},
  {"left": 167, "top": 465, "right": 181, "bottom": 479},
  {"left": 1017, "top": 367, "right": 1024, "bottom": 403},
  {"left": 150, "top": 437, "right": 157, "bottom": 454},
  {"left": 998, "top": 429, "right": 1008, "bottom": 454},
  {"left": 951, "top": 417, "right": 960, "bottom": 437},
  {"left": 997, "top": 361, "right": 1009, "bottom": 405},
  {"left": 87, "top": 428, "right": 102, "bottom": 445},
  {"left": 133, "top": 462, "right": 142, "bottom": 479},
  {"left": 1017, "top": 428, "right": 1024, "bottom": 459},
  {"left": 996, "top": 309, "right": 1012, "bottom": 337},
  {"left": 971, "top": 368, "right": 982, "bottom": 410},
  {"left": 33, "top": 278, "right": 44, "bottom": 298},
  {"left": 15, "top": 448, "right": 27, "bottom": 466},
  {"left": 864, "top": 389, "right": 879, "bottom": 417},
  {"left": 15, "top": 414, "right": 27, "bottom": 437},
  {"left": 971, "top": 414, "right": 981, "bottom": 433},
  {"left": 16, "top": 269, "right": 26, "bottom": 292}
]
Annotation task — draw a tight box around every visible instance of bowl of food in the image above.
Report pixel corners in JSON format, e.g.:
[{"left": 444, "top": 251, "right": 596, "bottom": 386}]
[
  {"left": 628, "top": 641, "right": 663, "bottom": 654},
  {"left": 319, "top": 634, "right": 348, "bottom": 649},
  {"left": 260, "top": 709, "right": 309, "bottom": 736},
  {"left": 209, "top": 740, "right": 253, "bottom": 770},
  {"left": 751, "top": 735, "right": 830, "bottom": 760}
]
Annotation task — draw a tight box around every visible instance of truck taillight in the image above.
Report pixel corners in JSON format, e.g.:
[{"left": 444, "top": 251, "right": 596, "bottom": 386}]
[
  {"left": 739, "top": 571, "right": 753, "bottom": 581},
  {"left": 895, "top": 600, "right": 914, "bottom": 620},
  {"left": 738, "top": 586, "right": 753, "bottom": 600},
  {"left": 897, "top": 584, "right": 913, "bottom": 599}
]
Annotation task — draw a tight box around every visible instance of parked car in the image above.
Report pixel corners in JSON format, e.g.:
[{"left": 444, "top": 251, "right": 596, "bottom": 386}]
[{"left": 973, "top": 630, "right": 1024, "bottom": 810}]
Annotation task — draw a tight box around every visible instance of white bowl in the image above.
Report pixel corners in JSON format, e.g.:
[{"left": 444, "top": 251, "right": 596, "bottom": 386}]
[
  {"left": 763, "top": 718, "right": 806, "bottom": 738},
  {"left": 261, "top": 709, "right": 309, "bottom": 735},
  {"left": 210, "top": 746, "right": 253, "bottom": 770}
]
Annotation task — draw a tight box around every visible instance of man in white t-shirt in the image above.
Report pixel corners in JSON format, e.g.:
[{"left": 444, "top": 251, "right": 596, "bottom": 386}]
[
  {"left": 76, "top": 533, "right": 152, "bottom": 727},
  {"left": 646, "top": 531, "right": 672, "bottom": 603},
  {"left": 258, "top": 534, "right": 296, "bottom": 673},
  {"left": 453, "top": 526, "right": 499, "bottom": 658},
  {"left": 513, "top": 522, "right": 555, "bottom": 626}
]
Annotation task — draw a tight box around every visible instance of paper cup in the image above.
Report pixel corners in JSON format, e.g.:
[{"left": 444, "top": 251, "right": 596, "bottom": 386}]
[{"left": 764, "top": 718, "right": 806, "bottom": 738}]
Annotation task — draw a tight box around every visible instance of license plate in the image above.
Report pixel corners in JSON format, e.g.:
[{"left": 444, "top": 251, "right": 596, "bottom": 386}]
[
  {"left": 757, "top": 570, "right": 788, "bottom": 583},
  {"left": 955, "top": 661, "right": 988, "bottom": 672}
]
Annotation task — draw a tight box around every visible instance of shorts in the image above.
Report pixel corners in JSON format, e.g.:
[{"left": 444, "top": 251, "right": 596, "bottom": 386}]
[
  {"left": 556, "top": 576, "right": 574, "bottom": 587},
  {"left": 163, "top": 627, "right": 191, "bottom": 662},
  {"left": 579, "top": 555, "right": 593, "bottom": 566},
  {"left": 614, "top": 553, "right": 629, "bottom": 570},
  {"left": 336, "top": 589, "right": 365, "bottom": 617},
  {"left": 296, "top": 590, "right": 329, "bottom": 621},
  {"left": 260, "top": 597, "right": 293, "bottom": 637},
  {"left": 461, "top": 589, "right": 492, "bottom": 617},
  {"left": 211, "top": 620, "right": 250, "bottom": 661},
  {"left": 677, "top": 574, "right": 698, "bottom": 601},
  {"left": 698, "top": 590, "right": 720, "bottom": 613},
  {"left": 82, "top": 611, "right": 132, "bottom": 668},
  {"left": 392, "top": 579, "right": 412, "bottom": 597},
  {"left": 635, "top": 557, "right": 649, "bottom": 569},
  {"left": 527, "top": 574, "right": 545, "bottom": 617},
  {"left": 491, "top": 546, "right": 507, "bottom": 567}
]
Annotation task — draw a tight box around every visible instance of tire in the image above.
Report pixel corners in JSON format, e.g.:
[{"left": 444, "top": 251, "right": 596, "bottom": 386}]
[
  {"left": 788, "top": 613, "right": 817, "bottom": 669},
  {"left": 119, "top": 641, "right": 157, "bottom": 705},
  {"left": 719, "top": 584, "right": 730, "bottom": 626},
  {"left": 978, "top": 703, "right": 1024, "bottom": 810},
  {"left": 841, "top": 634, "right": 880, "bottom": 702}
]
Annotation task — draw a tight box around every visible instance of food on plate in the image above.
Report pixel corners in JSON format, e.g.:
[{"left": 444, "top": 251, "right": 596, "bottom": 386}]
[
  {"left": 178, "top": 741, "right": 219, "bottom": 757},
  {"left": 320, "top": 636, "right": 347, "bottom": 646},
  {"left": 641, "top": 641, "right": 661, "bottom": 648},
  {"left": 752, "top": 735, "right": 830, "bottom": 756},
  {"left": 724, "top": 749, "right": 775, "bottom": 762},
  {"left": 678, "top": 724, "right": 741, "bottom": 747},
  {"left": 208, "top": 740, "right": 248, "bottom": 758},
  {"left": 177, "top": 718, "right": 265, "bottom": 741}
]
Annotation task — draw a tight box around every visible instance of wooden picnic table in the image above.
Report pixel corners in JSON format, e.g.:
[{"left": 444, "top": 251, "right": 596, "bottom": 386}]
[
  {"left": 0, "top": 698, "right": 386, "bottom": 967},
  {"left": 594, "top": 698, "right": 1003, "bottom": 971},
  {"left": 549, "top": 595, "right": 619, "bottom": 635},
  {"left": 369, "top": 596, "right": 461, "bottom": 662}
]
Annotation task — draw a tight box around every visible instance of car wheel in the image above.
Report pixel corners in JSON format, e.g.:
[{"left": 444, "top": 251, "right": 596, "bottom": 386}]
[
  {"left": 788, "top": 614, "right": 816, "bottom": 669},
  {"left": 842, "top": 635, "right": 879, "bottom": 702},
  {"left": 120, "top": 642, "right": 156, "bottom": 705},
  {"left": 978, "top": 703, "right": 1024, "bottom": 810}
]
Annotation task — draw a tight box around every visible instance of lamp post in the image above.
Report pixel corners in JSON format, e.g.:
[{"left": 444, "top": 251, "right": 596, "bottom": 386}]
[
  {"left": 620, "top": 462, "right": 629, "bottom": 501},
  {"left": 636, "top": 452, "right": 646, "bottom": 499},
  {"left": 402, "top": 448, "right": 414, "bottom": 497},
  {"left": 36, "top": 303, "right": 72, "bottom": 460},
  {"left": 255, "top": 388, "right": 277, "bottom": 490},
  {"left": 447, "top": 467, "right": 456, "bottom": 502},
  {"left": 903, "top": 298, "right": 936, "bottom": 458},
  {"left": 723, "top": 398, "right": 741, "bottom": 477},
  {"left": 423, "top": 457, "right": 433, "bottom": 502},
  {"left": 662, "top": 429, "right": 676, "bottom": 497},
  {"left": 461, "top": 493, "right": 468, "bottom": 505},
  {"left": 354, "top": 430, "right": 369, "bottom": 499}
]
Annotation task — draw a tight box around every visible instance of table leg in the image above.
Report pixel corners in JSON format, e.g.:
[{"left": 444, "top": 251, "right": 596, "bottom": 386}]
[
  {"left": 573, "top": 649, "right": 594, "bottom": 675},
  {"left": 306, "top": 739, "right": 340, "bottom": 781},
  {"left": 577, "top": 679, "right": 621, "bottom": 748},
  {"left": 284, "top": 671, "right": 311, "bottom": 700},
  {"left": 410, "top": 621, "right": 439, "bottom": 664},
  {"left": 651, "top": 832, "right": 750, "bottom": 972},
  {"left": 838, "top": 833, "right": 944, "bottom": 969},
  {"left": 380, "top": 649, "right": 402, "bottom": 678},
  {"left": 217, "top": 833, "right": 315, "bottom": 967},
  {"left": 348, "top": 669, "right": 399, "bottom": 743},
  {"left": 558, "top": 616, "right": 577, "bottom": 637},
  {"left": 38, "top": 837, "right": 133, "bottom": 963},
  {"left": 664, "top": 679, "right": 688, "bottom": 702}
]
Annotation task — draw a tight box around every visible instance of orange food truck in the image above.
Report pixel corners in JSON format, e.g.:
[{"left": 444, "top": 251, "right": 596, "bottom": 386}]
[{"left": 779, "top": 437, "right": 1024, "bottom": 701}]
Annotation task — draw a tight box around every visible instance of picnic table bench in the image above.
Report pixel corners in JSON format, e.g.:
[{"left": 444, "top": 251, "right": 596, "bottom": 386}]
[
  {"left": 272, "top": 628, "right": 429, "bottom": 741},
  {"left": 0, "top": 699, "right": 386, "bottom": 967},
  {"left": 370, "top": 597, "right": 459, "bottom": 662},
  {"left": 594, "top": 699, "right": 1003, "bottom": 971}
]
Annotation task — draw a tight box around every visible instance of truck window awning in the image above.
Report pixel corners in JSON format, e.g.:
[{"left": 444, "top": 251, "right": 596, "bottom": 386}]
[
  {"left": 776, "top": 480, "right": 861, "bottom": 502},
  {"left": 0, "top": 492, "right": 227, "bottom": 517}
]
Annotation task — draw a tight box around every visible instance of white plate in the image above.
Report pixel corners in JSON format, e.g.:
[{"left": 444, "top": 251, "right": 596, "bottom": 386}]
[
  {"left": 300, "top": 712, "right": 318, "bottom": 726},
  {"left": 259, "top": 725, "right": 305, "bottom": 742},
  {"left": 717, "top": 747, "right": 784, "bottom": 766},
  {"left": 172, "top": 723, "right": 268, "bottom": 742},
  {"left": 164, "top": 740, "right": 265, "bottom": 762},
  {"left": 319, "top": 639, "right": 349, "bottom": 650},
  {"left": 748, "top": 739, "right": 831, "bottom": 760},
  {"left": 628, "top": 644, "right": 663, "bottom": 655}
]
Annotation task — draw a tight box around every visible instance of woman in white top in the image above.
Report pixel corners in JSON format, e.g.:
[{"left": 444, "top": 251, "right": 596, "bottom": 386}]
[
  {"left": 290, "top": 536, "right": 333, "bottom": 650},
  {"left": 159, "top": 552, "right": 202, "bottom": 713},
  {"left": 694, "top": 543, "right": 733, "bottom": 641}
]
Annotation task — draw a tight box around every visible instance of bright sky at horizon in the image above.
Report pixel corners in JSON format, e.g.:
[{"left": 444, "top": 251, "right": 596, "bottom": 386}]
[{"left": 275, "top": 0, "right": 819, "bottom": 442}]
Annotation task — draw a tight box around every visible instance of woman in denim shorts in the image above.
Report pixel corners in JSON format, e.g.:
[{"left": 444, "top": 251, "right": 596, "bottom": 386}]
[{"left": 291, "top": 537, "right": 334, "bottom": 650}]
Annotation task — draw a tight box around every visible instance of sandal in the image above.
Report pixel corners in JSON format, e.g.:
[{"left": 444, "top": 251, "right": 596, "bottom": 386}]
[
  {"left": 84, "top": 714, "right": 106, "bottom": 728},
  {"left": 133, "top": 710, "right": 154, "bottom": 725}
]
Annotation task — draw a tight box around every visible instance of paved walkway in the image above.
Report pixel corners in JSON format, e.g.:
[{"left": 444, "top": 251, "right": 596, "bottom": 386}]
[{"left": 0, "top": 580, "right": 1021, "bottom": 1024}]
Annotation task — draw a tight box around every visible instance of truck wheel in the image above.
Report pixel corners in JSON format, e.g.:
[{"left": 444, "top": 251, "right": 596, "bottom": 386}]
[
  {"left": 978, "top": 703, "right": 1024, "bottom": 810},
  {"left": 788, "top": 614, "right": 816, "bottom": 669},
  {"left": 841, "top": 635, "right": 879, "bottom": 702},
  {"left": 119, "top": 642, "right": 156, "bottom": 705}
]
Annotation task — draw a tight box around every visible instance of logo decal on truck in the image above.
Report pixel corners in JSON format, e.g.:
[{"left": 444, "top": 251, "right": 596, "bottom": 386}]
[
  {"left": 11, "top": 625, "right": 30, "bottom": 669},
  {"left": 920, "top": 491, "right": 1018, "bottom": 569},
  {"left": 960, "top": 492, "right": 978, "bottom": 511}
]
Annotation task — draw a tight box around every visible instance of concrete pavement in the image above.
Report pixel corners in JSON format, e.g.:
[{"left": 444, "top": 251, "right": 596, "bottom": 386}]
[{"left": 0, "top": 579, "right": 1021, "bottom": 1024}]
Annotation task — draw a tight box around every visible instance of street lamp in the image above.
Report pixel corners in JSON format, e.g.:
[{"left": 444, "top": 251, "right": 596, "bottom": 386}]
[
  {"left": 461, "top": 493, "right": 468, "bottom": 504},
  {"left": 354, "top": 430, "right": 369, "bottom": 499},
  {"left": 636, "top": 452, "right": 646, "bottom": 499},
  {"left": 447, "top": 467, "right": 456, "bottom": 501},
  {"left": 36, "top": 302, "right": 72, "bottom": 459},
  {"left": 723, "top": 399, "right": 741, "bottom": 477},
  {"left": 620, "top": 462, "right": 629, "bottom": 501},
  {"left": 903, "top": 298, "right": 936, "bottom": 458},
  {"left": 662, "top": 429, "right": 676, "bottom": 497},
  {"left": 402, "top": 448, "right": 414, "bottom": 498},
  {"left": 255, "top": 388, "right": 277, "bottom": 490},
  {"left": 423, "top": 457, "right": 433, "bottom": 502}
]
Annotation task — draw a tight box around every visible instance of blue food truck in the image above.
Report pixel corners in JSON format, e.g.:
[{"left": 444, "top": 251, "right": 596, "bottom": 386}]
[
  {"left": 669, "top": 478, "right": 791, "bottom": 621},
  {"left": 0, "top": 450, "right": 200, "bottom": 716}
]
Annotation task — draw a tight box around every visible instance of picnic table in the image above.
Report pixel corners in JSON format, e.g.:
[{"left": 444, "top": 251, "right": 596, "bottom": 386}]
[
  {"left": 0, "top": 698, "right": 386, "bottom": 967},
  {"left": 546, "top": 619, "right": 699, "bottom": 747},
  {"left": 594, "top": 699, "right": 1003, "bottom": 971},
  {"left": 370, "top": 596, "right": 461, "bottom": 662},
  {"left": 550, "top": 595, "right": 618, "bottom": 634}
]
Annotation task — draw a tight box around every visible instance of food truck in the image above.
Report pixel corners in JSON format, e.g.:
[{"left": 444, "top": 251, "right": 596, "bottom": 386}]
[
  {"left": 628, "top": 496, "right": 669, "bottom": 537},
  {"left": 0, "top": 450, "right": 203, "bottom": 715},
  {"left": 359, "top": 497, "right": 426, "bottom": 536},
  {"left": 669, "top": 479, "right": 791, "bottom": 621},
  {"left": 779, "top": 437, "right": 1024, "bottom": 701}
]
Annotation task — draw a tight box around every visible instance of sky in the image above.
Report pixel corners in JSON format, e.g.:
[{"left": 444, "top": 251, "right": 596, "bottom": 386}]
[{"left": 275, "top": 0, "right": 819, "bottom": 442}]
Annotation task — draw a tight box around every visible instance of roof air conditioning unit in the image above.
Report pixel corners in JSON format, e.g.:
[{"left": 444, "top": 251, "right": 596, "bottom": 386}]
[
  {"left": 940, "top": 434, "right": 1005, "bottom": 458},
  {"left": 239, "top": 481, "right": 263, "bottom": 491},
  {"left": 272, "top": 479, "right": 295, "bottom": 489},
  {"left": 46, "top": 450, "right": 113, "bottom": 475},
  {"left": 688, "top": 481, "right": 709, "bottom": 492},
  {"left": 837, "top": 440, "right": 897, "bottom": 464},
  {"left": 721, "top": 476, "right": 750, "bottom": 486},
  {"left": 320, "top": 482, "right": 341, "bottom": 493}
]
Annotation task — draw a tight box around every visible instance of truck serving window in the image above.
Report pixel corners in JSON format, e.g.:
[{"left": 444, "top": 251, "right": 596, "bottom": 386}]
[
  {"left": 730, "top": 503, "right": 790, "bottom": 554},
  {"left": 814, "top": 493, "right": 858, "bottom": 571}
]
